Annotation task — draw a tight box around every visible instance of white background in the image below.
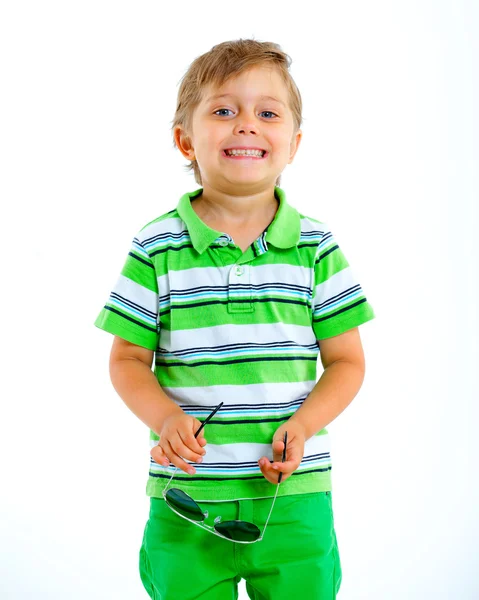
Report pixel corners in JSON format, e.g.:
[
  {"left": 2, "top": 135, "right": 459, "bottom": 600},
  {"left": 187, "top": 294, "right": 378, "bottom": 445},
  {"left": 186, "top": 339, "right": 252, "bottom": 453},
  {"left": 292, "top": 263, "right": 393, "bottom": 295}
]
[{"left": 1, "top": 1, "right": 477, "bottom": 598}]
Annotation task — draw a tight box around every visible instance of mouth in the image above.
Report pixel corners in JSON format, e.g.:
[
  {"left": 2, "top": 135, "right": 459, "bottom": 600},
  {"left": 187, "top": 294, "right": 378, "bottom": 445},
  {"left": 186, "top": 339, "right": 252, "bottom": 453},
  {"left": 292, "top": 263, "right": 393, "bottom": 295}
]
[{"left": 222, "top": 149, "right": 268, "bottom": 160}]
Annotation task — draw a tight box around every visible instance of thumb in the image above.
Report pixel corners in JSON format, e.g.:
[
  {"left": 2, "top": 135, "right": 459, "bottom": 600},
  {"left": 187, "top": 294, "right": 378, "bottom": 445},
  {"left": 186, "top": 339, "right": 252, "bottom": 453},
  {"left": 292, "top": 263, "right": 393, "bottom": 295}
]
[{"left": 272, "top": 436, "right": 285, "bottom": 462}]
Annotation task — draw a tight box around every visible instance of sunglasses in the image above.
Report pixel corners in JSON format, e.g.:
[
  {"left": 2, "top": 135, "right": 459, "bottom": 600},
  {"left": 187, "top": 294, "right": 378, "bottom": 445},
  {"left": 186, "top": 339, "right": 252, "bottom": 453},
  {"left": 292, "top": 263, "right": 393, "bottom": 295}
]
[{"left": 162, "top": 402, "right": 287, "bottom": 544}]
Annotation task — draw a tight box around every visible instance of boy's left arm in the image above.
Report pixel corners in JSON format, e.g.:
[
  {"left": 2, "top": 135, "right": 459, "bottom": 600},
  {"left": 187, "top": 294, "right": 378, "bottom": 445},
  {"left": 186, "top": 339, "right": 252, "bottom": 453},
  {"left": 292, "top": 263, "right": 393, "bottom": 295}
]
[{"left": 258, "top": 327, "right": 366, "bottom": 484}]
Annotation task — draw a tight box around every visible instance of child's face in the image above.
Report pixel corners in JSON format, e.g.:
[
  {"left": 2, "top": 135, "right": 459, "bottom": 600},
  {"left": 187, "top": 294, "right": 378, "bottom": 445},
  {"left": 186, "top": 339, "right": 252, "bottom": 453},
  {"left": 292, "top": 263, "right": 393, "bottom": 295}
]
[{"left": 176, "top": 64, "right": 302, "bottom": 190}]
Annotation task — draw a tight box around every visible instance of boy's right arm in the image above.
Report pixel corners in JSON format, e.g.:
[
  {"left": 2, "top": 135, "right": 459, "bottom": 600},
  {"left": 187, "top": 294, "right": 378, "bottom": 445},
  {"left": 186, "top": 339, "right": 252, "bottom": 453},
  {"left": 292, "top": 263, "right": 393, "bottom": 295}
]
[
  {"left": 109, "top": 335, "right": 181, "bottom": 436},
  {"left": 108, "top": 335, "right": 207, "bottom": 473}
]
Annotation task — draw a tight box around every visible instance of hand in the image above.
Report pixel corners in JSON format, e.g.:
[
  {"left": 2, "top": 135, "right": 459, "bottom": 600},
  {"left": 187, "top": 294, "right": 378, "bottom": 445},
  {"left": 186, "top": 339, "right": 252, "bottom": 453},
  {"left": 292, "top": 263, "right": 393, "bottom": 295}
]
[
  {"left": 258, "top": 419, "right": 306, "bottom": 484},
  {"left": 150, "top": 408, "right": 207, "bottom": 475}
]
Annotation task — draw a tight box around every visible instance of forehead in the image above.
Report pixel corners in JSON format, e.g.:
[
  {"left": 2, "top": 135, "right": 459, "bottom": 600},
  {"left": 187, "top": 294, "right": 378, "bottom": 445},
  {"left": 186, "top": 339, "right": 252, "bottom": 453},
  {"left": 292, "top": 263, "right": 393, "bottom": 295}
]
[{"left": 201, "top": 65, "right": 288, "bottom": 105}]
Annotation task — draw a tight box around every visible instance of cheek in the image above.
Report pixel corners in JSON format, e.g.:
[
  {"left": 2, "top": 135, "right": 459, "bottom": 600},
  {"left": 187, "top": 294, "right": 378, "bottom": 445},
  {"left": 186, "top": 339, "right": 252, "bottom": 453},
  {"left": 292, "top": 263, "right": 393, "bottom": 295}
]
[{"left": 202, "top": 134, "right": 223, "bottom": 153}]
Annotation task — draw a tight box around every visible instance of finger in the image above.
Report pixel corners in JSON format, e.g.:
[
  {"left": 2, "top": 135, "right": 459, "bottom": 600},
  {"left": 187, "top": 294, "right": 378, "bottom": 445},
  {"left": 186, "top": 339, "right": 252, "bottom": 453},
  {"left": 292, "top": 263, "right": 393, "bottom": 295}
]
[
  {"left": 274, "top": 440, "right": 302, "bottom": 466},
  {"left": 150, "top": 444, "right": 170, "bottom": 467},
  {"left": 192, "top": 427, "right": 208, "bottom": 453},
  {"left": 258, "top": 462, "right": 277, "bottom": 484},
  {"left": 179, "top": 428, "right": 206, "bottom": 460},
  {"left": 271, "top": 460, "right": 297, "bottom": 472},
  {"left": 258, "top": 458, "right": 291, "bottom": 484},
  {"left": 259, "top": 455, "right": 298, "bottom": 475},
  {"left": 166, "top": 439, "right": 199, "bottom": 475},
  {"left": 272, "top": 439, "right": 286, "bottom": 462},
  {"left": 259, "top": 457, "right": 288, "bottom": 472}
]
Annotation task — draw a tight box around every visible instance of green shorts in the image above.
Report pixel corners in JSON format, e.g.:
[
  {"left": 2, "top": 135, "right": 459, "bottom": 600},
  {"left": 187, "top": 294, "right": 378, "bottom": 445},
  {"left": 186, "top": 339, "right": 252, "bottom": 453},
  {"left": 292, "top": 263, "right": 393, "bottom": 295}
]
[{"left": 139, "top": 491, "right": 342, "bottom": 599}]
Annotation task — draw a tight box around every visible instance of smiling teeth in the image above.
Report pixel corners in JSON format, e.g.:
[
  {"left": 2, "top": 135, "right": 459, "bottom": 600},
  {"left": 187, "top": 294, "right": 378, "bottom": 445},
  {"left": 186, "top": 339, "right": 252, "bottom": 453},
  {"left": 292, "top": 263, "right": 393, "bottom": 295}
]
[{"left": 225, "top": 149, "right": 265, "bottom": 157}]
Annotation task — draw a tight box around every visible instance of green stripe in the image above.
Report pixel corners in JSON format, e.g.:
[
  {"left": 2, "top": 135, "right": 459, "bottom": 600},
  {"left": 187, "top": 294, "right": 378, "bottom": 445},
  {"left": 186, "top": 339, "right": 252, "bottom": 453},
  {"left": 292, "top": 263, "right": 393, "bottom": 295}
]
[
  {"left": 122, "top": 252, "right": 157, "bottom": 291},
  {"left": 94, "top": 309, "right": 157, "bottom": 350},
  {"left": 146, "top": 468, "right": 333, "bottom": 501},
  {"left": 161, "top": 301, "right": 313, "bottom": 331},
  {"left": 314, "top": 299, "right": 375, "bottom": 340},
  {"left": 149, "top": 426, "right": 328, "bottom": 444},
  {"left": 154, "top": 357, "right": 317, "bottom": 388}
]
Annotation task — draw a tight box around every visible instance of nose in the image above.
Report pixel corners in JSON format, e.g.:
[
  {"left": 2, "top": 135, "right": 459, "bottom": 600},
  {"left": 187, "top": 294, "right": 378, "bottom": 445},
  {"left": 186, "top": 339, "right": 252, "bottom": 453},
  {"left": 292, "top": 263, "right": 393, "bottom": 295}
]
[{"left": 233, "top": 122, "right": 259, "bottom": 136}]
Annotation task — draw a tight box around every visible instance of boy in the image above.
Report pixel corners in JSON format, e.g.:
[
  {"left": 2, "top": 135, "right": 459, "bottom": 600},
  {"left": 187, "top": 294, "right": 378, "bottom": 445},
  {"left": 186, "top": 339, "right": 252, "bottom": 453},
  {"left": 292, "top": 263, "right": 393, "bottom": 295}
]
[{"left": 94, "top": 39, "right": 375, "bottom": 599}]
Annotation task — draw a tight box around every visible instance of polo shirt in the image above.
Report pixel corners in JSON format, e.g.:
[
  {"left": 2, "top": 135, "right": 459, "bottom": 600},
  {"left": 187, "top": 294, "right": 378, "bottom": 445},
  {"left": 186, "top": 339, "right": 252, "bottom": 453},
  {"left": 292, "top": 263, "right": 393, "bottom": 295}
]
[{"left": 94, "top": 186, "right": 376, "bottom": 502}]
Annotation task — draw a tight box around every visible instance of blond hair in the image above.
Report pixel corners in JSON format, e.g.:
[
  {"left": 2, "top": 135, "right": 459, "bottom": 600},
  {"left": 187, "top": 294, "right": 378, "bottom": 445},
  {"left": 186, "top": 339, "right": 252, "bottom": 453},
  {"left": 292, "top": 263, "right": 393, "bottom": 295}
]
[{"left": 170, "top": 38, "right": 303, "bottom": 187}]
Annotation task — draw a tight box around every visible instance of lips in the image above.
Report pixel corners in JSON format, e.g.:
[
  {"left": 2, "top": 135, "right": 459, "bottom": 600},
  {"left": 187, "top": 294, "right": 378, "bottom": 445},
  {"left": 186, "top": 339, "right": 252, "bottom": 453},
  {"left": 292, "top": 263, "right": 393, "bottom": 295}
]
[
  {"left": 222, "top": 149, "right": 268, "bottom": 159},
  {"left": 224, "top": 146, "right": 266, "bottom": 151}
]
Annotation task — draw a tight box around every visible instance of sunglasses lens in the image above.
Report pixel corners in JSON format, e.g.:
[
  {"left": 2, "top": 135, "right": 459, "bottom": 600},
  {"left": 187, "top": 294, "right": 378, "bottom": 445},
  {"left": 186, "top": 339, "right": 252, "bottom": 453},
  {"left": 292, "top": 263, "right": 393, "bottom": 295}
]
[
  {"left": 214, "top": 520, "right": 261, "bottom": 542},
  {"left": 165, "top": 488, "right": 205, "bottom": 522}
]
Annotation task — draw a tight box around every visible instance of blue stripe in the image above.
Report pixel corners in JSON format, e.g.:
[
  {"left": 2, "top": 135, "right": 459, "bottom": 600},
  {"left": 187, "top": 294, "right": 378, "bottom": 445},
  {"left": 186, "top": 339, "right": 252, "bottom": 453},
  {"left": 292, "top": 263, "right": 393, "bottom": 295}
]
[
  {"left": 109, "top": 293, "right": 156, "bottom": 324},
  {"left": 110, "top": 292, "right": 156, "bottom": 318},
  {"left": 314, "top": 285, "right": 363, "bottom": 314}
]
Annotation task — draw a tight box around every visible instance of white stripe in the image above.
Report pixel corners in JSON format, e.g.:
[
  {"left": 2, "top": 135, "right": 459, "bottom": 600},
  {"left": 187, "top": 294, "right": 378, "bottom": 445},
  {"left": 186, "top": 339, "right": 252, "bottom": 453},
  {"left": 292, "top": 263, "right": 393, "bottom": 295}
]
[
  {"left": 139, "top": 216, "right": 186, "bottom": 246},
  {"left": 158, "top": 344, "right": 317, "bottom": 362},
  {"left": 170, "top": 285, "right": 309, "bottom": 303},
  {"left": 160, "top": 262, "right": 313, "bottom": 297},
  {"left": 132, "top": 239, "right": 151, "bottom": 260},
  {"left": 313, "top": 266, "right": 362, "bottom": 313},
  {"left": 111, "top": 274, "right": 158, "bottom": 321},
  {"left": 160, "top": 380, "right": 317, "bottom": 410},
  {"left": 157, "top": 322, "right": 317, "bottom": 354},
  {"left": 110, "top": 297, "right": 155, "bottom": 326},
  {"left": 301, "top": 217, "right": 329, "bottom": 234},
  {"left": 299, "top": 216, "right": 327, "bottom": 235},
  {"left": 149, "top": 433, "right": 331, "bottom": 476}
]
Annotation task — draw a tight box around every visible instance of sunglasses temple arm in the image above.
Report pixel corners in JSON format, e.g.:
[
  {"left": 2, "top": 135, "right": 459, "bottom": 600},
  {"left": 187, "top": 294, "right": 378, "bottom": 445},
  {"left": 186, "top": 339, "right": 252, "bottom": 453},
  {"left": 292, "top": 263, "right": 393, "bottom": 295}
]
[
  {"left": 194, "top": 402, "right": 224, "bottom": 438},
  {"left": 262, "top": 482, "right": 281, "bottom": 537},
  {"left": 277, "top": 431, "right": 288, "bottom": 483}
]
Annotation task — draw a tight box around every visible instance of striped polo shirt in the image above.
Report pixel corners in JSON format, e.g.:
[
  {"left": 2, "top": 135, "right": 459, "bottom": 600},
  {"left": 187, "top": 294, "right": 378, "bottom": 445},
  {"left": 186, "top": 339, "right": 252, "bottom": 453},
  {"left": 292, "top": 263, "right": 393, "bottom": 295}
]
[{"left": 94, "top": 186, "right": 375, "bottom": 502}]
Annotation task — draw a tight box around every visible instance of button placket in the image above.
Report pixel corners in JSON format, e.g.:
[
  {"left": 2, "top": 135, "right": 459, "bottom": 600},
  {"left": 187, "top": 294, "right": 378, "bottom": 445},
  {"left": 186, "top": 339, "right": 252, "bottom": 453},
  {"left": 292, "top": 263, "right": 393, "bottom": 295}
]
[{"left": 228, "top": 263, "right": 253, "bottom": 313}]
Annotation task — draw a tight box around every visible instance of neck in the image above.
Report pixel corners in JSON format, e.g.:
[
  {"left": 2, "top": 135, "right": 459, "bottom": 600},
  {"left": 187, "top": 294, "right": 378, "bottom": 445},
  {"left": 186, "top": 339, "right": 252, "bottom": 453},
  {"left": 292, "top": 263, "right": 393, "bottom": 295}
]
[{"left": 192, "top": 184, "right": 279, "bottom": 227}]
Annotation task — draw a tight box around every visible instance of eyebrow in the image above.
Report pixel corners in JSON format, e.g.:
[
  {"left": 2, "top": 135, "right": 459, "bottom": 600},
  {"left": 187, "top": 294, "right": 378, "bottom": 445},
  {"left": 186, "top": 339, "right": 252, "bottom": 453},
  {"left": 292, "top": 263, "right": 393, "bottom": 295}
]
[{"left": 206, "top": 93, "right": 286, "bottom": 107}]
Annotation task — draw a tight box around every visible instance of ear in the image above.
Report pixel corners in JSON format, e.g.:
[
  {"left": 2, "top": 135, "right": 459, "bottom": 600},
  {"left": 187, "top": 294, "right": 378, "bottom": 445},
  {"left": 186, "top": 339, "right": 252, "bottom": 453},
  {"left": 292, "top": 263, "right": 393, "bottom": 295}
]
[
  {"left": 174, "top": 125, "right": 195, "bottom": 160},
  {"left": 288, "top": 129, "right": 302, "bottom": 164}
]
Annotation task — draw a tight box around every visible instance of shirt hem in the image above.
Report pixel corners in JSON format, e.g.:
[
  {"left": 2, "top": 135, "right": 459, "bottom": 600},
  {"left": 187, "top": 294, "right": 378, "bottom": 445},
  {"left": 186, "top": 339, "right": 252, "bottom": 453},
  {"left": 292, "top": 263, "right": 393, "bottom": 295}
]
[{"left": 146, "top": 469, "right": 332, "bottom": 502}]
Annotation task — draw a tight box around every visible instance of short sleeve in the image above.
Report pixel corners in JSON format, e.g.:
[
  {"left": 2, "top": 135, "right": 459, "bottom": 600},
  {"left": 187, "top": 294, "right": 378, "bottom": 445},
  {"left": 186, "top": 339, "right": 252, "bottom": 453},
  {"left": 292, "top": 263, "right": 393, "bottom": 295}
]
[
  {"left": 94, "top": 232, "right": 159, "bottom": 351},
  {"left": 312, "top": 223, "right": 375, "bottom": 340}
]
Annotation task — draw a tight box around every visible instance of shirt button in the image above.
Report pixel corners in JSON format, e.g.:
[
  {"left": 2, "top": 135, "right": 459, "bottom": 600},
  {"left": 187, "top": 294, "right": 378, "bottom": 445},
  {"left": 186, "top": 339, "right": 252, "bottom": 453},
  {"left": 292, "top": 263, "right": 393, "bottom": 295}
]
[
  {"left": 235, "top": 266, "right": 244, "bottom": 276},
  {"left": 218, "top": 239, "right": 228, "bottom": 247}
]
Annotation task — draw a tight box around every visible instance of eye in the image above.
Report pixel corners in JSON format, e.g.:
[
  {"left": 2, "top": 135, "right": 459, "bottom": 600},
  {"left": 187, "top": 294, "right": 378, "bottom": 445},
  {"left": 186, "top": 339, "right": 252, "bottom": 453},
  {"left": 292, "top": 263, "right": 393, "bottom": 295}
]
[
  {"left": 214, "top": 108, "right": 233, "bottom": 116},
  {"left": 213, "top": 109, "right": 278, "bottom": 119}
]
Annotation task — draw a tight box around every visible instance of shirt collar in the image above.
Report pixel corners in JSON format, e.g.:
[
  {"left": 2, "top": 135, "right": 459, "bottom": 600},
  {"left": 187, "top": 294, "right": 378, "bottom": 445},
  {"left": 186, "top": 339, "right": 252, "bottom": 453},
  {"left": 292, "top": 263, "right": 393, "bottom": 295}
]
[{"left": 176, "top": 186, "right": 301, "bottom": 255}]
